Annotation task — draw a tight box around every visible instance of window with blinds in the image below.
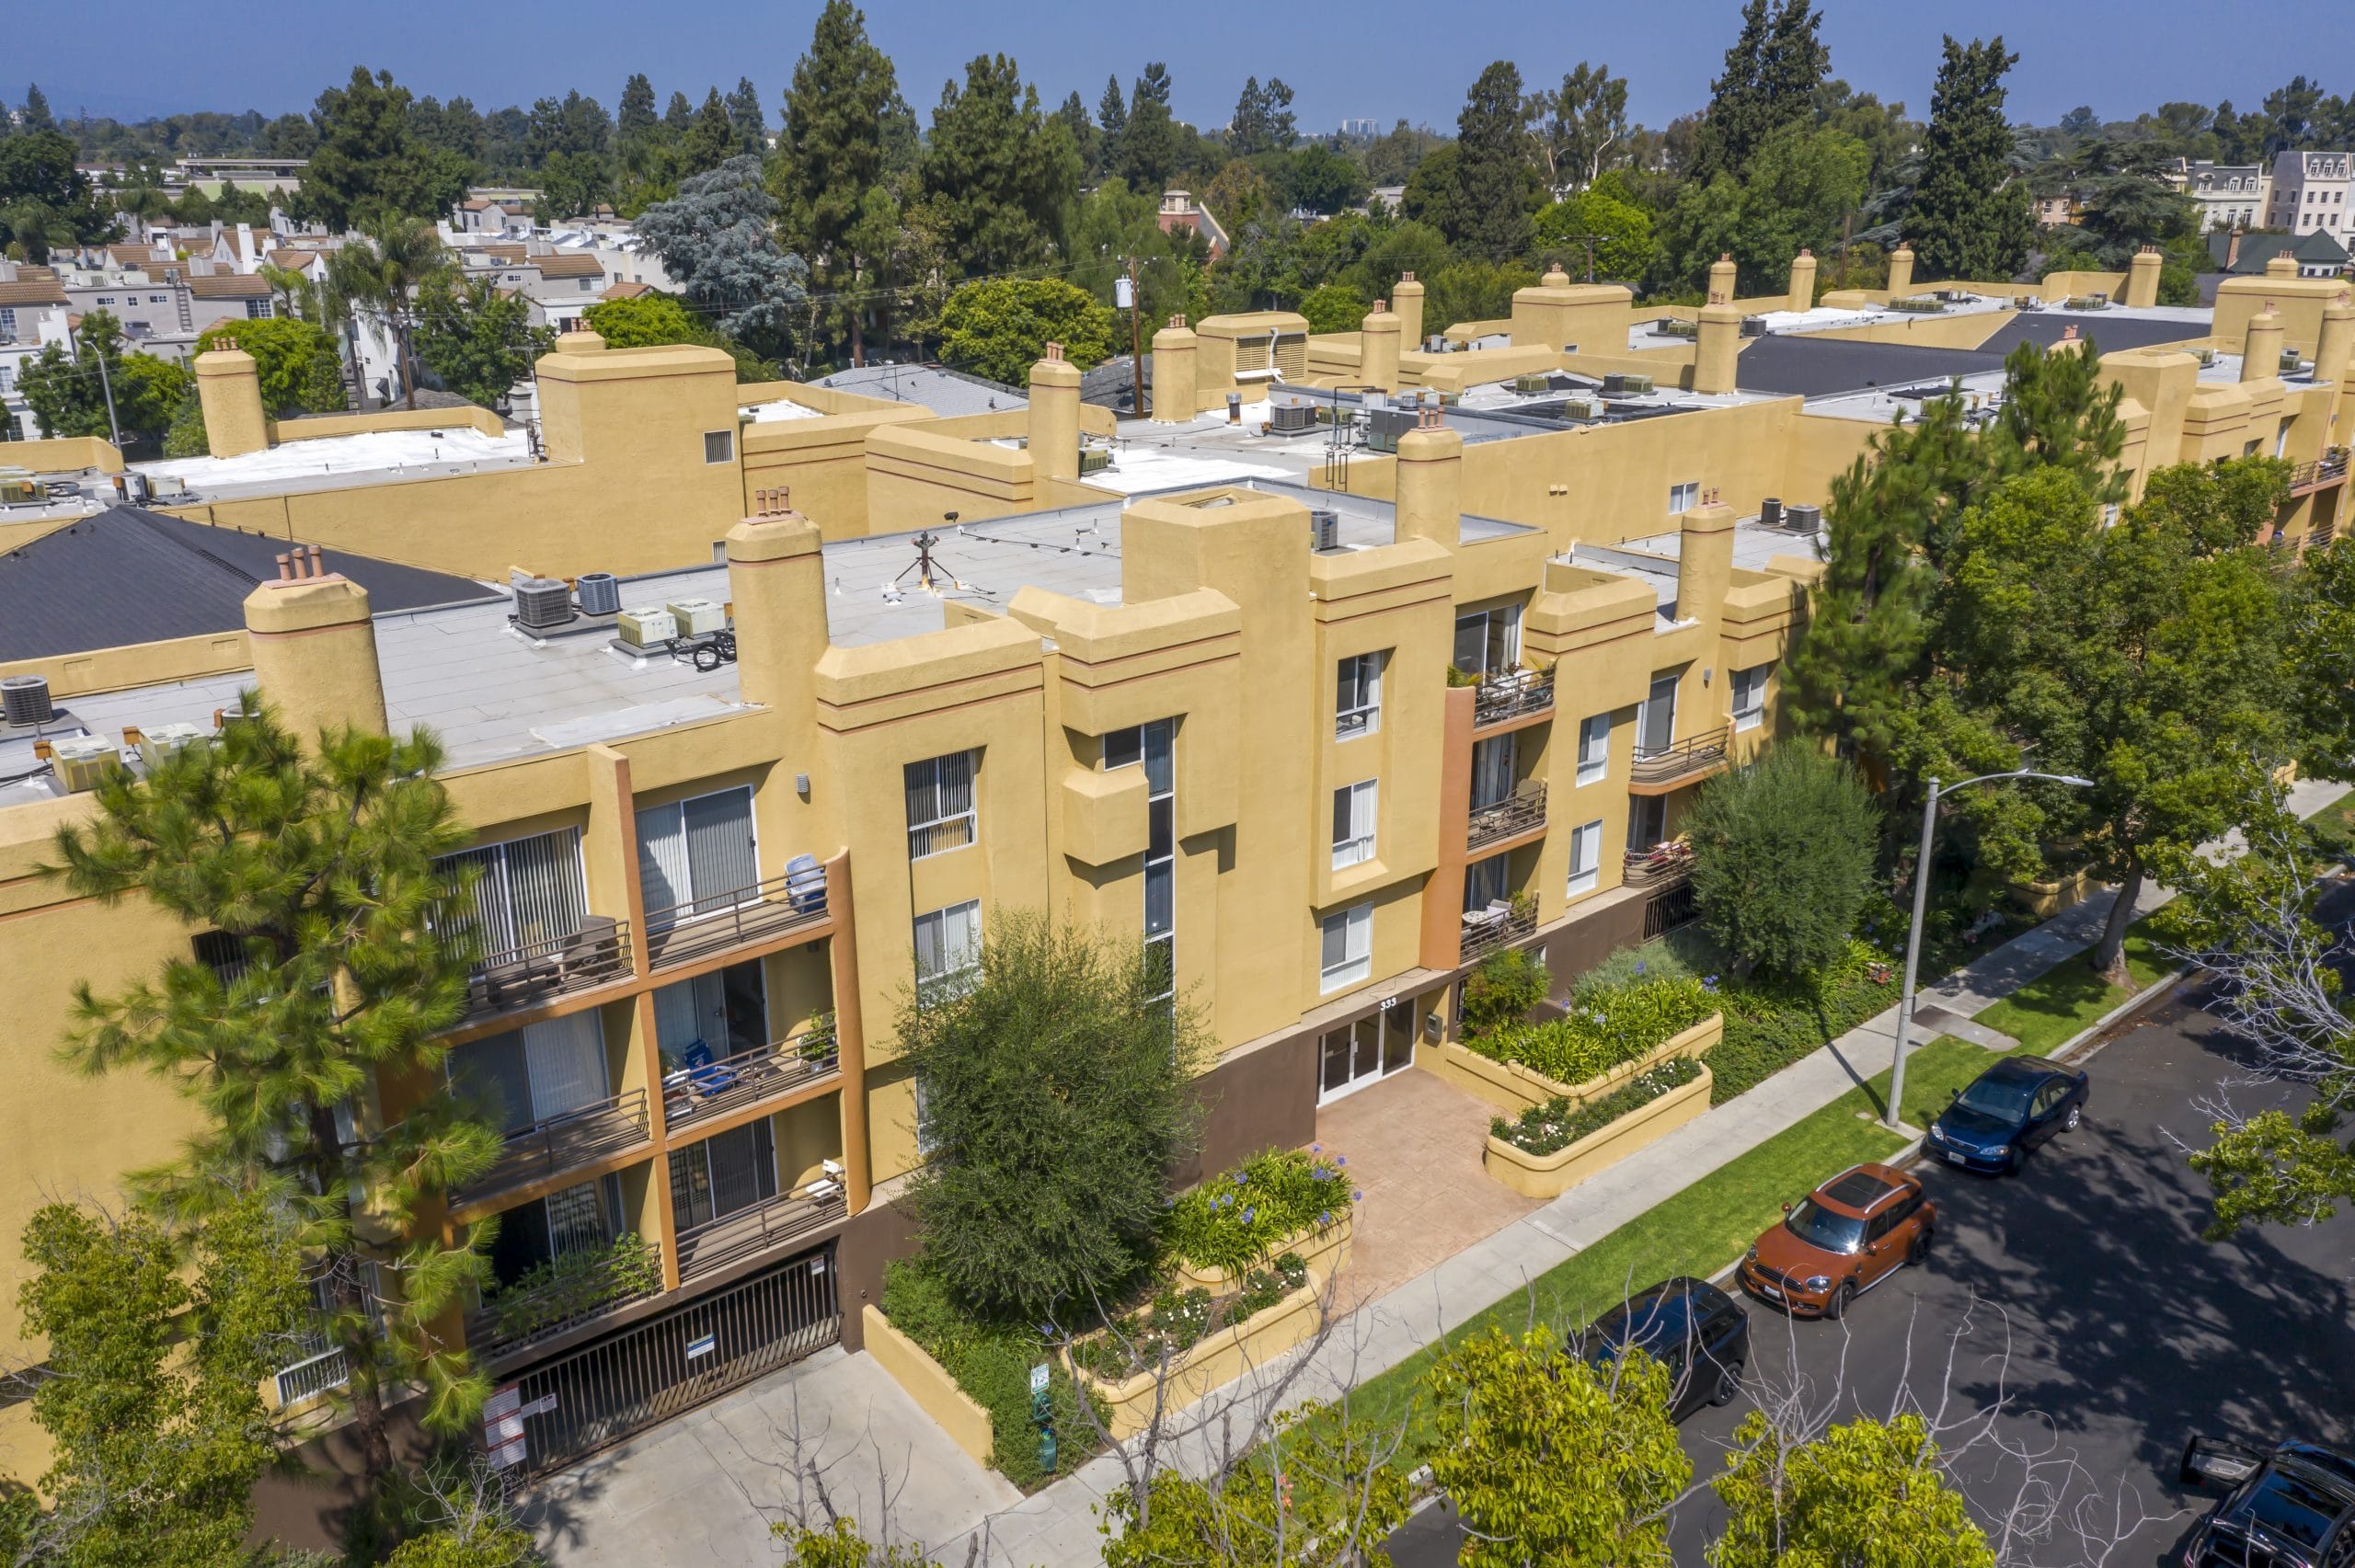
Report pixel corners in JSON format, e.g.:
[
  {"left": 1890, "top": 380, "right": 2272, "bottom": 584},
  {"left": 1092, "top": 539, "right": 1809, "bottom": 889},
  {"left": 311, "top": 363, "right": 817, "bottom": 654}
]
[
  {"left": 913, "top": 900, "right": 982, "bottom": 1001},
  {"left": 637, "top": 787, "right": 759, "bottom": 926},
  {"left": 448, "top": 1011, "right": 612, "bottom": 1133},
  {"left": 1331, "top": 779, "right": 1377, "bottom": 869},
  {"left": 437, "top": 828, "right": 589, "bottom": 967},
  {"left": 905, "top": 751, "right": 977, "bottom": 860}
]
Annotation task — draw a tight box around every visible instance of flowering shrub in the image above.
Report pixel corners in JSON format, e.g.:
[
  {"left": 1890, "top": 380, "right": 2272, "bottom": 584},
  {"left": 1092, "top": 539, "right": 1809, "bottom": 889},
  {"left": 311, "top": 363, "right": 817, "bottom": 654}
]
[
  {"left": 1070, "top": 1252, "right": 1311, "bottom": 1381},
  {"left": 1467, "top": 974, "right": 1715, "bottom": 1089},
  {"left": 1489, "top": 1059, "right": 1704, "bottom": 1156},
  {"left": 1163, "top": 1150, "right": 1352, "bottom": 1276}
]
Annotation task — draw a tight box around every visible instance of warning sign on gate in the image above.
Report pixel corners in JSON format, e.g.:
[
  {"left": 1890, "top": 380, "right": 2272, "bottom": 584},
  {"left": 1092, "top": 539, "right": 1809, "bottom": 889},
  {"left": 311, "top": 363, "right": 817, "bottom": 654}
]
[{"left": 488, "top": 1436, "right": 527, "bottom": 1471}]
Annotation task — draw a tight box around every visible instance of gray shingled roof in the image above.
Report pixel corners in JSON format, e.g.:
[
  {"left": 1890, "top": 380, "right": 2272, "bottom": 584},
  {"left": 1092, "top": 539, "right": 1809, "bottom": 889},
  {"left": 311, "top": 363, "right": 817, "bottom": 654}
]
[{"left": 0, "top": 507, "right": 493, "bottom": 663}]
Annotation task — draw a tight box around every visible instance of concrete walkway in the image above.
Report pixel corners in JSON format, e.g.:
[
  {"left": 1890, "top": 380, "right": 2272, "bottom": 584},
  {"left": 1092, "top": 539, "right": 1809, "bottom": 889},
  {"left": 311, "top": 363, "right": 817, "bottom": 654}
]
[{"left": 534, "top": 780, "right": 2348, "bottom": 1566}]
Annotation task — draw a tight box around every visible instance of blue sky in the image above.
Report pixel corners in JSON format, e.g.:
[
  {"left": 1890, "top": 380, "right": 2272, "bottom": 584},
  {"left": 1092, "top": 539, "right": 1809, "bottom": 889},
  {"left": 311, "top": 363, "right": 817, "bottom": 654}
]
[{"left": 18, "top": 0, "right": 2348, "bottom": 132}]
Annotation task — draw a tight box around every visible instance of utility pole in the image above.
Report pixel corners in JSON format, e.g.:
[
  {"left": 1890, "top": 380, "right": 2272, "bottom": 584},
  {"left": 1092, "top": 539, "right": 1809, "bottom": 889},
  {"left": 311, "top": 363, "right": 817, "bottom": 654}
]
[
  {"left": 1126, "top": 255, "right": 1145, "bottom": 419},
  {"left": 72, "top": 324, "right": 124, "bottom": 449}
]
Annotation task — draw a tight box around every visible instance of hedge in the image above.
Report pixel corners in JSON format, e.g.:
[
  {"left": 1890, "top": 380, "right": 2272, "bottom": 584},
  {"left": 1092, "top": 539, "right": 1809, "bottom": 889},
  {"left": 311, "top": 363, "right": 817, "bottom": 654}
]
[{"left": 1466, "top": 974, "right": 1715, "bottom": 1087}]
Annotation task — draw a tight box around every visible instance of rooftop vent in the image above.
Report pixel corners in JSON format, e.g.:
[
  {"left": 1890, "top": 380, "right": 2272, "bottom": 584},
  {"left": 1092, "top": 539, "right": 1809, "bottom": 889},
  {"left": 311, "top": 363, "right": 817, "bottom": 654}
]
[
  {"left": 2, "top": 674, "right": 53, "bottom": 727},
  {"left": 512, "top": 577, "right": 574, "bottom": 631},
  {"left": 1309, "top": 509, "right": 1341, "bottom": 552},
  {"left": 1785, "top": 502, "right": 1823, "bottom": 532},
  {"left": 1759, "top": 497, "right": 1783, "bottom": 528}
]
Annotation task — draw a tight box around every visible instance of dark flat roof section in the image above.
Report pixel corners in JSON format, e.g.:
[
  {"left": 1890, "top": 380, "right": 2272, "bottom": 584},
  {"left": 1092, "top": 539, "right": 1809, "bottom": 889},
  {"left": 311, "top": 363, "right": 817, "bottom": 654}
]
[
  {"left": 0, "top": 507, "right": 493, "bottom": 662},
  {"left": 1734, "top": 335, "right": 2006, "bottom": 398},
  {"left": 1976, "top": 315, "right": 2207, "bottom": 356}
]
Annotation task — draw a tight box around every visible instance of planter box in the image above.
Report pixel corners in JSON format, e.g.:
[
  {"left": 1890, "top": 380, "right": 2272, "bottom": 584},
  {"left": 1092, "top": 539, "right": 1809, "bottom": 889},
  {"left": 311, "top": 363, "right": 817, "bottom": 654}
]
[
  {"left": 1483, "top": 1064, "right": 1713, "bottom": 1199},
  {"left": 1172, "top": 1207, "right": 1353, "bottom": 1295},
  {"left": 1067, "top": 1274, "right": 1327, "bottom": 1441},
  {"left": 1424, "top": 1012, "right": 1721, "bottom": 1116},
  {"left": 2007, "top": 866, "right": 2099, "bottom": 919},
  {"left": 861, "top": 1304, "right": 994, "bottom": 1469}
]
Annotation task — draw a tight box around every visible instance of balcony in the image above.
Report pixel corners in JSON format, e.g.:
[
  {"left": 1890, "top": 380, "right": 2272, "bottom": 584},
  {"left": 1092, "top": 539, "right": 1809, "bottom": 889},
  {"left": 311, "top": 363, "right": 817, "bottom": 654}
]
[
  {"left": 2288, "top": 449, "right": 2350, "bottom": 495},
  {"left": 462, "top": 918, "right": 631, "bottom": 1023},
  {"left": 644, "top": 862, "right": 829, "bottom": 973},
  {"left": 662, "top": 1034, "right": 841, "bottom": 1132},
  {"left": 1624, "top": 841, "right": 1694, "bottom": 892},
  {"left": 1458, "top": 900, "right": 1537, "bottom": 966},
  {"left": 466, "top": 1236, "right": 665, "bottom": 1361},
  {"left": 452, "top": 1088, "right": 652, "bottom": 1210},
  {"left": 676, "top": 1187, "right": 849, "bottom": 1285},
  {"left": 1629, "top": 726, "right": 1730, "bottom": 793},
  {"left": 1467, "top": 781, "right": 1547, "bottom": 852},
  {"left": 1471, "top": 666, "right": 1557, "bottom": 729}
]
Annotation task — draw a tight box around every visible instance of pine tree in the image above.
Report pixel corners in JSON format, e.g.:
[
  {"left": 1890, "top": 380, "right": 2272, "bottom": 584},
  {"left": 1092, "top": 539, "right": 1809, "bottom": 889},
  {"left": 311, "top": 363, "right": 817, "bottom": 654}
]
[
  {"left": 1906, "top": 36, "right": 2036, "bottom": 282},
  {"left": 922, "top": 54, "right": 1079, "bottom": 277},
  {"left": 726, "top": 75, "right": 766, "bottom": 156},
  {"left": 779, "top": 0, "right": 905, "bottom": 362},
  {"left": 1694, "top": 0, "right": 1826, "bottom": 180},
  {"left": 49, "top": 695, "right": 501, "bottom": 1483},
  {"left": 683, "top": 86, "right": 735, "bottom": 177},
  {"left": 21, "top": 81, "right": 55, "bottom": 132},
  {"left": 663, "top": 90, "right": 695, "bottom": 134},
  {"left": 1453, "top": 61, "right": 1533, "bottom": 258},
  {"left": 616, "top": 72, "right": 658, "bottom": 144}
]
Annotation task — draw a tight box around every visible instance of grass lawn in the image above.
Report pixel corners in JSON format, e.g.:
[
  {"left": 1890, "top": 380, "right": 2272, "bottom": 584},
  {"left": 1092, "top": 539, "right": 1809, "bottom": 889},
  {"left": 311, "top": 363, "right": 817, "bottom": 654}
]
[
  {"left": 1337, "top": 916, "right": 2177, "bottom": 1463},
  {"left": 2303, "top": 791, "right": 2355, "bottom": 861}
]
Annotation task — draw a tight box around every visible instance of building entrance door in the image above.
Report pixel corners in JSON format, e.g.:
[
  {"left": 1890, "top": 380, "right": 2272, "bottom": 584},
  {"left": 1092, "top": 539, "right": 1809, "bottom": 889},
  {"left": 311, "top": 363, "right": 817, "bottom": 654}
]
[{"left": 1317, "top": 998, "right": 1418, "bottom": 1103}]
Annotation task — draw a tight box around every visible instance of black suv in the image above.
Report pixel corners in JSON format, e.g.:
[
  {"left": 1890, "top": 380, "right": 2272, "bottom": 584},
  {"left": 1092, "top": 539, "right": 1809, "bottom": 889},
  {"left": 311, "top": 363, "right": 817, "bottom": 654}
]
[
  {"left": 1576, "top": 1276, "right": 1751, "bottom": 1421},
  {"left": 2180, "top": 1437, "right": 2355, "bottom": 1568}
]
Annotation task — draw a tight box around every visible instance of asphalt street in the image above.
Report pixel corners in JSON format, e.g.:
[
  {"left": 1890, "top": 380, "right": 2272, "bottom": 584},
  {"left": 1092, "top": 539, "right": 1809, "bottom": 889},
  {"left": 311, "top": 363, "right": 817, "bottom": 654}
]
[{"left": 1390, "top": 910, "right": 2355, "bottom": 1566}]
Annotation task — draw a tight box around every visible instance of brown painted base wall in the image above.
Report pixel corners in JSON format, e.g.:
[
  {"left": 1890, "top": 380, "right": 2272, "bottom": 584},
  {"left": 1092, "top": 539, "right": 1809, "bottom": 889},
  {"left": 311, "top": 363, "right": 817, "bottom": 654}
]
[
  {"left": 1177, "top": 1033, "right": 1320, "bottom": 1189},
  {"left": 833, "top": 1194, "right": 921, "bottom": 1354},
  {"left": 248, "top": 1397, "right": 437, "bottom": 1557},
  {"left": 1534, "top": 895, "right": 1653, "bottom": 992}
]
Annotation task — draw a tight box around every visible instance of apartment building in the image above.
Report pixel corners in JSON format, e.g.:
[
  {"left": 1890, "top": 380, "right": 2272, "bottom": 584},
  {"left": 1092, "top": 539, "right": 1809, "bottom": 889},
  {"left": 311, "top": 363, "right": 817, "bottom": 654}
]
[
  {"left": 0, "top": 265, "right": 71, "bottom": 438},
  {"left": 0, "top": 249, "right": 2346, "bottom": 1503},
  {"left": 2171, "top": 158, "right": 2270, "bottom": 232},
  {"left": 2268, "top": 149, "right": 2353, "bottom": 235}
]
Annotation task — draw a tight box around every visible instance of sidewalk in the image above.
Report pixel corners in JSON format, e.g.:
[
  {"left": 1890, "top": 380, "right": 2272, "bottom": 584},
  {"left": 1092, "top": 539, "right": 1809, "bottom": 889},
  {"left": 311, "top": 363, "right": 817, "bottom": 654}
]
[{"left": 532, "top": 779, "right": 2347, "bottom": 1566}]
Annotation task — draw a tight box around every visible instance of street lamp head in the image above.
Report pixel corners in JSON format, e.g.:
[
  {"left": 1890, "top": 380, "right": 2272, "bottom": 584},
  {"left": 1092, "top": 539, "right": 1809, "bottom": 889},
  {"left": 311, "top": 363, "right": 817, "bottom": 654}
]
[{"left": 2057, "top": 774, "right": 2096, "bottom": 788}]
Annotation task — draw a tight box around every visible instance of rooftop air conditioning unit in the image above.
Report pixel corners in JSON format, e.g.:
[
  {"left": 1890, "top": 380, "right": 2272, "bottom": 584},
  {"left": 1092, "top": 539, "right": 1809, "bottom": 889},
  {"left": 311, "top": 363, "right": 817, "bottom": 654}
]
[
  {"left": 137, "top": 722, "right": 208, "bottom": 769},
  {"left": 512, "top": 577, "right": 574, "bottom": 631},
  {"left": 1269, "top": 402, "right": 1317, "bottom": 434},
  {"left": 2, "top": 674, "right": 53, "bottom": 727},
  {"left": 52, "top": 736, "right": 121, "bottom": 793},
  {"left": 1759, "top": 497, "right": 1783, "bottom": 528},
  {"left": 2195, "top": 347, "right": 2218, "bottom": 366},
  {"left": 1786, "top": 503, "right": 1823, "bottom": 532},
  {"left": 575, "top": 571, "right": 621, "bottom": 616},
  {"left": 1513, "top": 373, "right": 1552, "bottom": 394},
  {"left": 1620, "top": 373, "right": 1655, "bottom": 395},
  {"left": 1740, "top": 315, "right": 1767, "bottom": 338},
  {"left": 618, "top": 607, "right": 679, "bottom": 649},
  {"left": 1309, "top": 509, "right": 1341, "bottom": 551},
  {"left": 666, "top": 598, "right": 727, "bottom": 635},
  {"left": 2281, "top": 347, "right": 2304, "bottom": 372},
  {"left": 1560, "top": 397, "right": 1604, "bottom": 421}
]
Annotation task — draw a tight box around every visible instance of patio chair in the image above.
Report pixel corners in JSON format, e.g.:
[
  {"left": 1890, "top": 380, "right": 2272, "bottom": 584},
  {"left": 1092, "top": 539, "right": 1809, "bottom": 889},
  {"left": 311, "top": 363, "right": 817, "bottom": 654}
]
[
  {"left": 558, "top": 915, "right": 624, "bottom": 983},
  {"left": 784, "top": 853, "right": 827, "bottom": 915},
  {"left": 661, "top": 1039, "right": 741, "bottom": 1107}
]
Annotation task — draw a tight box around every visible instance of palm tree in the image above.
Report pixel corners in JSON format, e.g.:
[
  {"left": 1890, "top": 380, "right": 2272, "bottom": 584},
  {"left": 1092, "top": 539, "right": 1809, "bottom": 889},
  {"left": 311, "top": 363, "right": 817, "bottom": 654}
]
[
  {"left": 326, "top": 220, "right": 449, "bottom": 410},
  {"left": 112, "top": 185, "right": 172, "bottom": 241}
]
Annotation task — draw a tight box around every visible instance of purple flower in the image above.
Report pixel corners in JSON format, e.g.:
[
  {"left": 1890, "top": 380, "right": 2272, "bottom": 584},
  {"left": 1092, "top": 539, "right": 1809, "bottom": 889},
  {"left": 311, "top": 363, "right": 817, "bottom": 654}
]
[
  {"left": 1311, "top": 1143, "right": 1322, "bottom": 1153},
  {"left": 1235, "top": 1172, "right": 1248, "bottom": 1185},
  {"left": 1319, "top": 1211, "right": 1332, "bottom": 1226},
  {"left": 1243, "top": 1207, "right": 1257, "bottom": 1223},
  {"left": 1351, "top": 1190, "right": 1363, "bottom": 1202},
  {"left": 1336, "top": 1155, "right": 1347, "bottom": 1166},
  {"left": 1634, "top": 959, "right": 1648, "bottom": 974}
]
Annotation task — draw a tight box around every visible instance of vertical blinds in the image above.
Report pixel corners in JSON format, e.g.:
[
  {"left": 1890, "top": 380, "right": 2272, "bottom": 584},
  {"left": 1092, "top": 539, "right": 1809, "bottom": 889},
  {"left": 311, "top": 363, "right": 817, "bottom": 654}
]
[
  {"left": 638, "top": 787, "right": 758, "bottom": 922},
  {"left": 440, "top": 828, "right": 588, "bottom": 962}
]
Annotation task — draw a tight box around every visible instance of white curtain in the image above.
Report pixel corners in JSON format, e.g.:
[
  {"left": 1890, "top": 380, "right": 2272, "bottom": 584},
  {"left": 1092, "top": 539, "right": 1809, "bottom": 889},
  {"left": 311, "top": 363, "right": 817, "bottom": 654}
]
[{"left": 523, "top": 1010, "right": 608, "bottom": 1120}]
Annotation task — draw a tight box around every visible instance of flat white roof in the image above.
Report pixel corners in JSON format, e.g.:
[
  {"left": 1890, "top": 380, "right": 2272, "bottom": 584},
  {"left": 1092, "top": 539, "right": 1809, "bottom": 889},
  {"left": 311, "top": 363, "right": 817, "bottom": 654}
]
[{"left": 134, "top": 427, "right": 532, "bottom": 499}]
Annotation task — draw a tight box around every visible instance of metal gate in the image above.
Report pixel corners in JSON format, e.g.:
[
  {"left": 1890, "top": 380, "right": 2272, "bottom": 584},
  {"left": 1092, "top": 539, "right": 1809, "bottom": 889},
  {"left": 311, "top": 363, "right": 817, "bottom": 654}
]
[{"left": 490, "top": 1246, "right": 838, "bottom": 1480}]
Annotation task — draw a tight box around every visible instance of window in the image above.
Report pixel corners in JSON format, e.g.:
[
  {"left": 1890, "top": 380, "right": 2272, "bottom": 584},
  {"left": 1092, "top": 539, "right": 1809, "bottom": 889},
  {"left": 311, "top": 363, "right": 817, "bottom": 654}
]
[
  {"left": 913, "top": 900, "right": 982, "bottom": 1000},
  {"left": 1576, "top": 714, "right": 1611, "bottom": 784},
  {"left": 1568, "top": 819, "right": 1603, "bottom": 896},
  {"left": 437, "top": 828, "right": 589, "bottom": 966},
  {"left": 1470, "top": 732, "right": 1515, "bottom": 809},
  {"left": 1319, "top": 903, "right": 1372, "bottom": 993},
  {"left": 580, "top": 277, "right": 594, "bottom": 292},
  {"left": 449, "top": 1010, "right": 611, "bottom": 1133},
  {"left": 1669, "top": 481, "right": 1700, "bottom": 514},
  {"left": 905, "top": 750, "right": 977, "bottom": 858},
  {"left": 1464, "top": 853, "right": 1511, "bottom": 914},
  {"left": 1453, "top": 606, "right": 1522, "bottom": 678},
  {"left": 668, "top": 1118, "right": 777, "bottom": 1232},
  {"left": 703, "top": 429, "right": 735, "bottom": 464},
  {"left": 148, "top": 293, "right": 168, "bottom": 303},
  {"left": 244, "top": 298, "right": 273, "bottom": 319},
  {"left": 0, "top": 366, "right": 13, "bottom": 395},
  {"left": 1730, "top": 664, "right": 1769, "bottom": 732},
  {"left": 1336, "top": 651, "right": 1384, "bottom": 738},
  {"left": 2277, "top": 424, "right": 2292, "bottom": 459},
  {"left": 636, "top": 786, "right": 758, "bottom": 923},
  {"left": 1102, "top": 726, "right": 1143, "bottom": 770},
  {"left": 1331, "top": 779, "right": 1377, "bottom": 869},
  {"left": 96, "top": 295, "right": 116, "bottom": 306},
  {"left": 1141, "top": 719, "right": 1175, "bottom": 1005},
  {"left": 650, "top": 958, "right": 768, "bottom": 1065}
]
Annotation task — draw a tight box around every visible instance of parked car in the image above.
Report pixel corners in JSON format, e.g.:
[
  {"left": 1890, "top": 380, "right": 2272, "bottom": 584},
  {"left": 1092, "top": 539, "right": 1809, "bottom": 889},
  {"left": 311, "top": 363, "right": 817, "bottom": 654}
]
[
  {"left": 2178, "top": 1436, "right": 2355, "bottom": 1568},
  {"left": 1739, "top": 1162, "right": 1935, "bottom": 1320},
  {"left": 1574, "top": 1276, "right": 1751, "bottom": 1421},
  {"left": 1926, "top": 1057, "right": 2090, "bottom": 1175}
]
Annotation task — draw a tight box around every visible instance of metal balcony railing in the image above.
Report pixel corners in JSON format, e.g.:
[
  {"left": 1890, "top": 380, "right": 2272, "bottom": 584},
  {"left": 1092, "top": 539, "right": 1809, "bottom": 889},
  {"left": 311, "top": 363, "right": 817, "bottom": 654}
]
[
  {"left": 462, "top": 917, "right": 631, "bottom": 1022},
  {"left": 1630, "top": 726, "right": 1730, "bottom": 787},
  {"left": 271, "top": 1332, "right": 350, "bottom": 1409},
  {"left": 662, "top": 1036, "right": 841, "bottom": 1131},
  {"left": 1458, "top": 903, "right": 1537, "bottom": 966},
  {"left": 1472, "top": 666, "right": 1557, "bottom": 729},
  {"left": 643, "top": 864, "right": 829, "bottom": 972},
  {"left": 1467, "top": 782, "right": 1547, "bottom": 852},
  {"left": 452, "top": 1087, "right": 651, "bottom": 1209},
  {"left": 1623, "top": 843, "right": 1695, "bottom": 892},
  {"left": 2288, "top": 449, "right": 2350, "bottom": 493},
  {"left": 676, "top": 1189, "right": 849, "bottom": 1284},
  {"left": 466, "top": 1237, "right": 664, "bottom": 1360}
]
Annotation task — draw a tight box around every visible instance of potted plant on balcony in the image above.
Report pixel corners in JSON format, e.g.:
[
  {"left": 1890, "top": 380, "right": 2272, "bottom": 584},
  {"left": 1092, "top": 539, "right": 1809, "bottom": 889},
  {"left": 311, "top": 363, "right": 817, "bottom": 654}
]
[
  {"left": 1507, "top": 889, "right": 1539, "bottom": 928},
  {"left": 797, "top": 1010, "right": 839, "bottom": 1069}
]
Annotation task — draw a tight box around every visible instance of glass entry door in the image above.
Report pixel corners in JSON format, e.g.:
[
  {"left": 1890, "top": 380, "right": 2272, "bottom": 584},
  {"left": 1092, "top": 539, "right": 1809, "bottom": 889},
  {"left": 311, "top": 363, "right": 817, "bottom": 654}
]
[{"left": 1317, "top": 999, "right": 1418, "bottom": 1103}]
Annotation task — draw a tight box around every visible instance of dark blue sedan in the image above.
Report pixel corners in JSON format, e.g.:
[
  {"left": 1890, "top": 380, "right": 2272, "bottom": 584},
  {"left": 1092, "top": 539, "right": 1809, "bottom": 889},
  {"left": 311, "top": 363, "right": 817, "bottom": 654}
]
[{"left": 1924, "top": 1057, "right": 2088, "bottom": 1175}]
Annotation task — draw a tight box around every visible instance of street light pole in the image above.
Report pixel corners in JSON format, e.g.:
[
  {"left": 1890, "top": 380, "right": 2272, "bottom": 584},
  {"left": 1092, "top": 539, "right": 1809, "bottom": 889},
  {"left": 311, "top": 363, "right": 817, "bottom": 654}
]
[{"left": 1886, "top": 769, "right": 2096, "bottom": 1130}]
